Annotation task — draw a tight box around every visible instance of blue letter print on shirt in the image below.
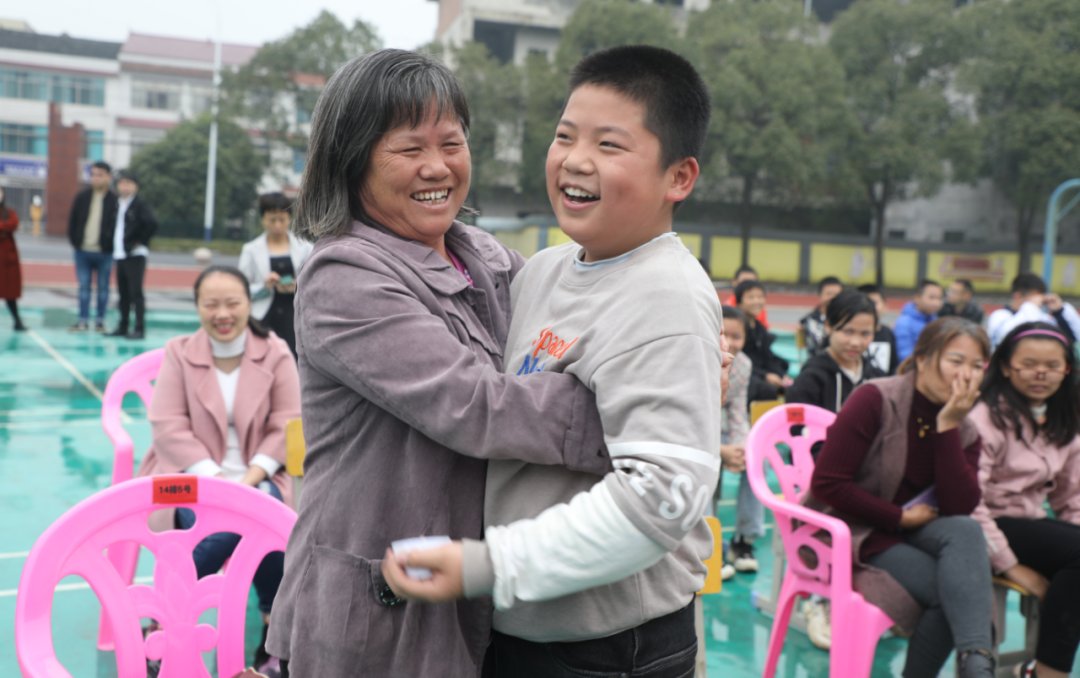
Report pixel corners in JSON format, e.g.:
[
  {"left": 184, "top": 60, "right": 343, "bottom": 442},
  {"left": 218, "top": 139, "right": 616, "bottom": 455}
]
[{"left": 516, "top": 353, "right": 546, "bottom": 375}]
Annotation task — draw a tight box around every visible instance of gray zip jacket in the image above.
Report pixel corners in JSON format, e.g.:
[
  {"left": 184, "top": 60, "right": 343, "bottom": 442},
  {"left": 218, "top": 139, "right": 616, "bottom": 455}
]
[{"left": 265, "top": 221, "right": 610, "bottom": 677}]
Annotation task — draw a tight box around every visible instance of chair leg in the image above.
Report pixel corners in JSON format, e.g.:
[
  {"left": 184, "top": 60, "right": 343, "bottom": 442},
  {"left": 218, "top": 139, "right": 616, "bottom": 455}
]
[
  {"left": 828, "top": 607, "right": 881, "bottom": 678},
  {"left": 97, "top": 541, "right": 140, "bottom": 650},
  {"left": 763, "top": 571, "right": 800, "bottom": 678}
]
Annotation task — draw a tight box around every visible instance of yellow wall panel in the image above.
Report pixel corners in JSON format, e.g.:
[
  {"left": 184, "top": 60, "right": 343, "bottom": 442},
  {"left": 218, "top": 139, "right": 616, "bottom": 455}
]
[
  {"left": 808, "top": 244, "right": 877, "bottom": 285},
  {"left": 1031, "top": 254, "right": 1080, "bottom": 297},
  {"left": 925, "top": 251, "right": 1017, "bottom": 293},
  {"left": 492, "top": 226, "right": 542, "bottom": 258},
  {"left": 677, "top": 233, "right": 702, "bottom": 259},
  {"left": 748, "top": 239, "right": 801, "bottom": 284},
  {"left": 545, "top": 227, "right": 574, "bottom": 249},
  {"left": 709, "top": 237, "right": 743, "bottom": 280},
  {"left": 882, "top": 249, "right": 919, "bottom": 289}
]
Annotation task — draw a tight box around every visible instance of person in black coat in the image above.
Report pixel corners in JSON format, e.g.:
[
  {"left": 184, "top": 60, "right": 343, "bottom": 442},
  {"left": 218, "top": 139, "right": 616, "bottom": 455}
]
[
  {"left": 67, "top": 160, "right": 118, "bottom": 332},
  {"left": 735, "top": 279, "right": 791, "bottom": 401},
  {"left": 106, "top": 170, "right": 158, "bottom": 339},
  {"left": 786, "top": 290, "right": 886, "bottom": 413},
  {"left": 858, "top": 283, "right": 899, "bottom": 375}
]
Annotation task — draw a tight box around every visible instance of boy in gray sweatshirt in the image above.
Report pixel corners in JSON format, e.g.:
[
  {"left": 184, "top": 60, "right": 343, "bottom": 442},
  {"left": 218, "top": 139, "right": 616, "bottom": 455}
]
[{"left": 384, "top": 45, "right": 722, "bottom": 676}]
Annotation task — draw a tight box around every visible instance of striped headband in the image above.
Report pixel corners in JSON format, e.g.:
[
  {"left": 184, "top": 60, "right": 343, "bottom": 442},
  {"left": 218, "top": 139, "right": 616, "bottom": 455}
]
[{"left": 1012, "top": 328, "right": 1069, "bottom": 344}]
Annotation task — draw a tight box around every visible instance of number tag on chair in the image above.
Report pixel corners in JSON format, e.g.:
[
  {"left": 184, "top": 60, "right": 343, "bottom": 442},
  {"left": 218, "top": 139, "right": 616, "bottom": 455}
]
[
  {"left": 152, "top": 477, "right": 198, "bottom": 504},
  {"left": 786, "top": 407, "right": 804, "bottom": 424}
]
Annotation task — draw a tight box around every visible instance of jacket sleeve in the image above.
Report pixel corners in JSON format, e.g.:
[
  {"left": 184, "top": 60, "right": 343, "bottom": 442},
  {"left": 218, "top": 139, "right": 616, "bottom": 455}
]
[
  {"left": 476, "top": 331, "right": 722, "bottom": 609},
  {"left": 238, "top": 242, "right": 269, "bottom": 301},
  {"left": 894, "top": 317, "right": 917, "bottom": 362},
  {"left": 725, "top": 355, "right": 751, "bottom": 445},
  {"left": 968, "top": 405, "right": 1019, "bottom": 573},
  {"left": 1049, "top": 438, "right": 1080, "bottom": 527},
  {"left": 148, "top": 341, "right": 217, "bottom": 470},
  {"left": 784, "top": 369, "right": 824, "bottom": 408},
  {"left": 300, "top": 254, "right": 608, "bottom": 475},
  {"left": 137, "top": 200, "right": 158, "bottom": 246},
  {"left": 252, "top": 341, "right": 302, "bottom": 467}
]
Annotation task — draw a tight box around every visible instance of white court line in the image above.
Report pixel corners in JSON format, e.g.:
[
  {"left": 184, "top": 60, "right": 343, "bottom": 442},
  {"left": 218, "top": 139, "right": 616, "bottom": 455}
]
[
  {"left": 4, "top": 419, "right": 103, "bottom": 431},
  {"left": 0, "top": 575, "right": 152, "bottom": 599},
  {"left": 24, "top": 329, "right": 132, "bottom": 425},
  {"left": 0, "top": 551, "right": 29, "bottom": 560}
]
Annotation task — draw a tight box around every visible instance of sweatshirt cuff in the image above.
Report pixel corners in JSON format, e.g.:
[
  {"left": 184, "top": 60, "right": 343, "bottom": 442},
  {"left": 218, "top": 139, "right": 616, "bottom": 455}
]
[
  {"left": 461, "top": 539, "right": 496, "bottom": 599},
  {"left": 250, "top": 454, "right": 282, "bottom": 477},
  {"left": 186, "top": 459, "right": 223, "bottom": 477},
  {"left": 563, "top": 386, "right": 611, "bottom": 476}
]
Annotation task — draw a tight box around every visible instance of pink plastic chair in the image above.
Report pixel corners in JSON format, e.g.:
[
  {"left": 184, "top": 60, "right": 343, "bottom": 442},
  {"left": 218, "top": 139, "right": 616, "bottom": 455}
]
[
  {"left": 746, "top": 403, "right": 896, "bottom": 678},
  {"left": 16, "top": 475, "right": 296, "bottom": 678},
  {"left": 99, "top": 347, "right": 165, "bottom": 650}
]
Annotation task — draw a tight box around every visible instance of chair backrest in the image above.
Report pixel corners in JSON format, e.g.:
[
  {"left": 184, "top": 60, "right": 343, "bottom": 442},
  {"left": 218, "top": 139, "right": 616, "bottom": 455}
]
[
  {"left": 16, "top": 475, "right": 297, "bottom": 678},
  {"left": 285, "top": 418, "right": 305, "bottom": 478},
  {"left": 749, "top": 398, "right": 785, "bottom": 426},
  {"left": 102, "top": 348, "right": 165, "bottom": 485},
  {"left": 746, "top": 404, "right": 841, "bottom": 594}
]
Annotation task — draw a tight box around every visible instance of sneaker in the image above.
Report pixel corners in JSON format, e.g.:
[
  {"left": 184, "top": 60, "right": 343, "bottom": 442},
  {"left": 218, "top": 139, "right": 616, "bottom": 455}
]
[
  {"left": 728, "top": 537, "right": 759, "bottom": 573},
  {"left": 802, "top": 599, "right": 831, "bottom": 650},
  {"left": 94, "top": 322, "right": 107, "bottom": 333},
  {"left": 721, "top": 563, "right": 737, "bottom": 581},
  {"left": 105, "top": 327, "right": 129, "bottom": 337},
  {"left": 126, "top": 329, "right": 145, "bottom": 340},
  {"left": 13, "top": 321, "right": 26, "bottom": 331},
  {"left": 68, "top": 321, "right": 89, "bottom": 332}
]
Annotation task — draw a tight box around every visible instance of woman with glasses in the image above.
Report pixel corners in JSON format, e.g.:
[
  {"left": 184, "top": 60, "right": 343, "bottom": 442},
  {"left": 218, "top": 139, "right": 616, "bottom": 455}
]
[{"left": 970, "top": 322, "right": 1080, "bottom": 678}]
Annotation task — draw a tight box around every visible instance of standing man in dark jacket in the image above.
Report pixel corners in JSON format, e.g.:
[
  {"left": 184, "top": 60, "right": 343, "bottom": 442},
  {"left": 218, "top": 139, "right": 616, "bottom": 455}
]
[
  {"left": 67, "top": 160, "right": 118, "bottom": 332},
  {"left": 106, "top": 169, "right": 157, "bottom": 339}
]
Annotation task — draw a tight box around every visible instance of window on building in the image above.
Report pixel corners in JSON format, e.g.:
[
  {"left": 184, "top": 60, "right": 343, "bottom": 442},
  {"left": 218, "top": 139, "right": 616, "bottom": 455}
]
[
  {"left": 191, "top": 84, "right": 215, "bottom": 114},
  {"left": 0, "top": 123, "right": 48, "bottom": 156},
  {"left": 84, "top": 130, "right": 104, "bottom": 160},
  {"left": 131, "top": 78, "right": 181, "bottom": 111},
  {"left": 654, "top": 0, "right": 684, "bottom": 6},
  {"left": 943, "top": 230, "right": 965, "bottom": 244},
  {"left": 0, "top": 67, "right": 104, "bottom": 106},
  {"left": 292, "top": 147, "right": 307, "bottom": 174}
]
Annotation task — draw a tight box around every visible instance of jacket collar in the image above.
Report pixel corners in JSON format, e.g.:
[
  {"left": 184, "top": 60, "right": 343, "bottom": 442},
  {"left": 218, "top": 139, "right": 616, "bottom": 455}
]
[{"left": 346, "top": 220, "right": 509, "bottom": 295}]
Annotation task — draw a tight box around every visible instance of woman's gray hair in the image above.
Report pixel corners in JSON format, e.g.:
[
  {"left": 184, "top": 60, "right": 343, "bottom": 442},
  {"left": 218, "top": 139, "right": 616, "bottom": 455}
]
[{"left": 293, "top": 49, "right": 470, "bottom": 241}]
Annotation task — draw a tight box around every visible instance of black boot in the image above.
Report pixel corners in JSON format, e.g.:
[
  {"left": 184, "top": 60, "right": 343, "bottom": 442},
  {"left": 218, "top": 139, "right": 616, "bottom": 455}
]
[{"left": 957, "top": 648, "right": 995, "bottom": 678}]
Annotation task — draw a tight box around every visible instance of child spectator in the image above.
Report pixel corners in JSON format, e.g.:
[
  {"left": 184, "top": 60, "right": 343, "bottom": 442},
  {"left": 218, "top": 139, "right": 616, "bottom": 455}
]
[
  {"left": 385, "top": 45, "right": 722, "bottom": 677},
  {"left": 894, "top": 278, "right": 944, "bottom": 362},
  {"left": 809, "top": 317, "right": 996, "bottom": 678},
  {"left": 987, "top": 273, "right": 1080, "bottom": 349},
  {"left": 736, "top": 278, "right": 791, "bottom": 401},
  {"left": 858, "top": 283, "right": 898, "bottom": 375},
  {"left": 725, "top": 264, "right": 769, "bottom": 328},
  {"left": 970, "top": 322, "right": 1080, "bottom": 678},
  {"left": 717, "top": 305, "right": 764, "bottom": 577},
  {"left": 940, "top": 279, "right": 984, "bottom": 325},
  {"left": 799, "top": 276, "right": 844, "bottom": 356}
]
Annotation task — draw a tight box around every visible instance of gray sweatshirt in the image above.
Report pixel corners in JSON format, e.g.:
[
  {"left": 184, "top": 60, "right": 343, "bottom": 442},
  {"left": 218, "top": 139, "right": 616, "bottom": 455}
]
[{"left": 462, "top": 234, "right": 723, "bottom": 642}]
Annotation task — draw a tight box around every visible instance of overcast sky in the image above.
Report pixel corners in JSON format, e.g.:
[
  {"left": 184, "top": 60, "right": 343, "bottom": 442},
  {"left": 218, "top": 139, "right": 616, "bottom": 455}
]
[{"left": 7, "top": 0, "right": 439, "bottom": 50}]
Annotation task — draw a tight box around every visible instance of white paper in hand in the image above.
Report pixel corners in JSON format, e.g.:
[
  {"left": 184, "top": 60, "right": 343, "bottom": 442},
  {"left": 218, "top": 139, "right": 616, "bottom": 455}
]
[{"left": 391, "top": 535, "right": 451, "bottom": 580}]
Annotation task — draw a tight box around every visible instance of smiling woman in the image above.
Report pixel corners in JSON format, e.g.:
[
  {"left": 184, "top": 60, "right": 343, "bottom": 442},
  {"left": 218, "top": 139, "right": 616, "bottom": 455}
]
[{"left": 264, "top": 49, "right": 610, "bottom": 677}]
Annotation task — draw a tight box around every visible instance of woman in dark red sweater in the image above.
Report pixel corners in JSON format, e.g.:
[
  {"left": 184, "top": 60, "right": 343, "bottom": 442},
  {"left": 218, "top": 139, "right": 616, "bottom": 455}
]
[{"left": 810, "top": 317, "right": 996, "bottom": 678}]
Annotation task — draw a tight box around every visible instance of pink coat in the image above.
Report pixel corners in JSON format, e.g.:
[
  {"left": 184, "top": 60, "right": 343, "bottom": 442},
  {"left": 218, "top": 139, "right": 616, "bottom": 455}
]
[
  {"left": 969, "top": 401, "right": 1080, "bottom": 573},
  {"left": 138, "top": 328, "right": 299, "bottom": 529}
]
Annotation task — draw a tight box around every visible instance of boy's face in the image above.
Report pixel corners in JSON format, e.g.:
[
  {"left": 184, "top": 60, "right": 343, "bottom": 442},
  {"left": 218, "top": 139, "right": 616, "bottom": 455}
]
[
  {"left": 819, "top": 283, "right": 843, "bottom": 309},
  {"left": 722, "top": 317, "right": 746, "bottom": 354},
  {"left": 947, "top": 282, "right": 970, "bottom": 305},
  {"left": 915, "top": 285, "right": 944, "bottom": 315},
  {"left": 546, "top": 84, "right": 698, "bottom": 262},
  {"left": 866, "top": 292, "right": 886, "bottom": 324},
  {"left": 739, "top": 288, "right": 766, "bottom": 319}
]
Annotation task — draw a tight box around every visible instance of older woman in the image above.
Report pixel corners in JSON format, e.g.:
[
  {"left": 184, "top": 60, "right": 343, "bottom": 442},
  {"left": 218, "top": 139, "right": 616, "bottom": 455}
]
[
  {"left": 139, "top": 265, "right": 299, "bottom": 674},
  {"left": 265, "top": 50, "right": 609, "bottom": 677}
]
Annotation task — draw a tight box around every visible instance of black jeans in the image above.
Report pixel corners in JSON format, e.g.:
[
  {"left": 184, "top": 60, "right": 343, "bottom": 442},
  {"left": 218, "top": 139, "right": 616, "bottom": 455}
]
[
  {"left": 485, "top": 600, "right": 697, "bottom": 678},
  {"left": 114, "top": 255, "right": 146, "bottom": 331},
  {"left": 997, "top": 516, "right": 1080, "bottom": 673}
]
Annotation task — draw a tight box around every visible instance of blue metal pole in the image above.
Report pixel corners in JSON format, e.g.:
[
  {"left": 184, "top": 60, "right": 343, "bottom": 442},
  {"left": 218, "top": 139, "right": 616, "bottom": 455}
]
[{"left": 1041, "top": 178, "right": 1080, "bottom": 284}]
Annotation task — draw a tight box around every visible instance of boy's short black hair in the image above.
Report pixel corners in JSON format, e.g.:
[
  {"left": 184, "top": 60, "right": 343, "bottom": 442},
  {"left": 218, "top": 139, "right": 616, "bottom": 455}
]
[
  {"left": 258, "top": 192, "right": 293, "bottom": 216},
  {"left": 1011, "top": 272, "right": 1047, "bottom": 296},
  {"left": 568, "top": 45, "right": 710, "bottom": 169},
  {"left": 818, "top": 276, "right": 843, "bottom": 293},
  {"left": 735, "top": 264, "right": 758, "bottom": 278},
  {"left": 734, "top": 279, "right": 765, "bottom": 304},
  {"left": 721, "top": 305, "right": 748, "bottom": 332},
  {"left": 954, "top": 278, "right": 975, "bottom": 294},
  {"left": 91, "top": 160, "right": 112, "bottom": 173},
  {"left": 916, "top": 278, "right": 941, "bottom": 295},
  {"left": 857, "top": 283, "right": 883, "bottom": 298}
]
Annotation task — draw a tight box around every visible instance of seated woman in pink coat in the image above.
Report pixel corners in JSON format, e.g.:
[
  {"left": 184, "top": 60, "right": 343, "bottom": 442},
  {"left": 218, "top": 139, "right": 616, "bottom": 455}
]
[
  {"left": 138, "top": 264, "right": 300, "bottom": 675},
  {"left": 970, "top": 322, "right": 1080, "bottom": 678}
]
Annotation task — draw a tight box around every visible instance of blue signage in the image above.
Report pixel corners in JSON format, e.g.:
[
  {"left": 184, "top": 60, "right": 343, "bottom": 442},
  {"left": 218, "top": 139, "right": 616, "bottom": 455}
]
[{"left": 0, "top": 157, "right": 48, "bottom": 180}]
